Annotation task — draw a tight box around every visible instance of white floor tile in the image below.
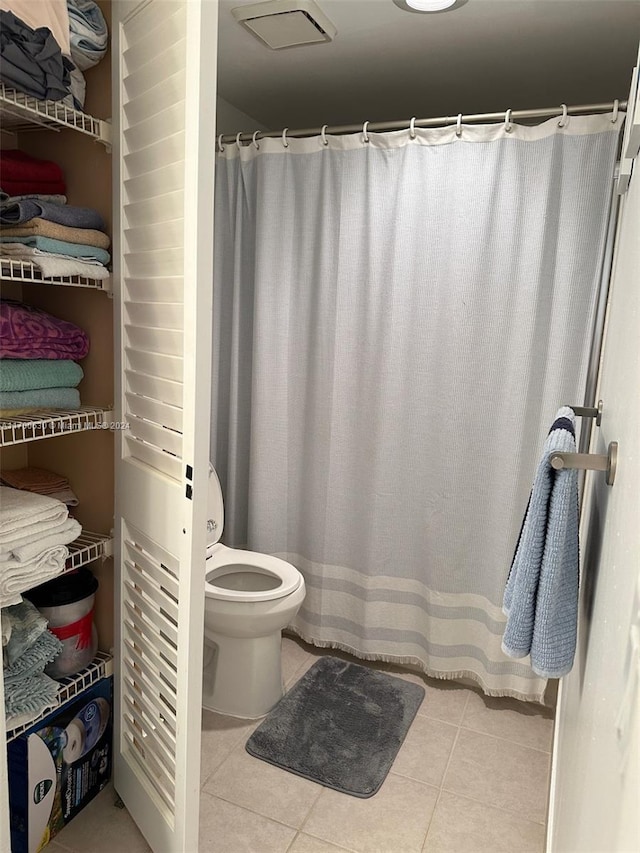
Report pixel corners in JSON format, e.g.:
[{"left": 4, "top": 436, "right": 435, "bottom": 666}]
[
  {"left": 461, "top": 690, "right": 554, "bottom": 752},
  {"left": 199, "top": 792, "right": 296, "bottom": 853}
]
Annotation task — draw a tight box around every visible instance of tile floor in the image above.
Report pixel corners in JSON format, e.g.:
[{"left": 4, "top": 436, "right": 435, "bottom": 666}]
[{"left": 50, "top": 636, "right": 554, "bottom": 853}]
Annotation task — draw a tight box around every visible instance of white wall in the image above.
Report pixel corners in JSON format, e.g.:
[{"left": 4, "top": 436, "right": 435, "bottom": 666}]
[
  {"left": 548, "top": 160, "right": 640, "bottom": 850},
  {"left": 216, "top": 95, "right": 266, "bottom": 136}
]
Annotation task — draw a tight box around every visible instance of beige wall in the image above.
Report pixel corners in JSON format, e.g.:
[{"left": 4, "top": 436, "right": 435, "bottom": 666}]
[{"left": 548, "top": 159, "right": 640, "bottom": 849}]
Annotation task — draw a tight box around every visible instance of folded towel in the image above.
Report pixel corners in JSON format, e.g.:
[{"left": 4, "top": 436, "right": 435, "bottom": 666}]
[
  {"left": 1, "top": 244, "right": 110, "bottom": 280},
  {"left": 47, "top": 487, "right": 79, "bottom": 507},
  {"left": 0, "top": 359, "right": 83, "bottom": 392},
  {"left": 0, "top": 545, "right": 68, "bottom": 607},
  {"left": 0, "top": 235, "right": 110, "bottom": 264},
  {"left": 67, "top": 0, "right": 108, "bottom": 70},
  {"left": 0, "top": 199, "right": 105, "bottom": 230},
  {"left": 0, "top": 299, "right": 90, "bottom": 360},
  {"left": 0, "top": 217, "right": 110, "bottom": 249},
  {"left": 502, "top": 407, "right": 580, "bottom": 678},
  {"left": 2, "top": 517, "right": 81, "bottom": 562},
  {"left": 0, "top": 387, "right": 81, "bottom": 411},
  {"left": 0, "top": 193, "right": 67, "bottom": 204},
  {"left": 0, "top": 486, "right": 68, "bottom": 539},
  {"left": 0, "top": 149, "right": 66, "bottom": 196},
  {"left": 4, "top": 672, "right": 60, "bottom": 721},
  {"left": 0, "top": 408, "right": 36, "bottom": 417},
  {"left": 1, "top": 599, "right": 48, "bottom": 667},
  {"left": 4, "top": 629, "right": 63, "bottom": 683},
  {"left": 1, "top": 466, "right": 69, "bottom": 493}
]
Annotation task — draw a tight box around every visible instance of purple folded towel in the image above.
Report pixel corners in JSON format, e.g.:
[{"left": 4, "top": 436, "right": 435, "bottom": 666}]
[{"left": 0, "top": 299, "right": 89, "bottom": 360}]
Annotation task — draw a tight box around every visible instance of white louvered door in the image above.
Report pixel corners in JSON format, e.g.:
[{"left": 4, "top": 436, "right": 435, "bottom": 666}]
[{"left": 112, "top": 1, "right": 217, "bottom": 850}]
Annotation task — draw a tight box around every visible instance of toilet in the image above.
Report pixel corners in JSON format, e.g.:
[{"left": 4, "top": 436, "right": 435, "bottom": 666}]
[{"left": 203, "top": 466, "right": 306, "bottom": 718}]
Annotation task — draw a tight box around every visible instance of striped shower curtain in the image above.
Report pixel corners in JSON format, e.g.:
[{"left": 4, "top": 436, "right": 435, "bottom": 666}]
[{"left": 211, "top": 113, "right": 620, "bottom": 701}]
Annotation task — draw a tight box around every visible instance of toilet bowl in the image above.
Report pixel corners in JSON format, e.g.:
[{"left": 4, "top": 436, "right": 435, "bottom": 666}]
[{"left": 203, "top": 466, "right": 305, "bottom": 719}]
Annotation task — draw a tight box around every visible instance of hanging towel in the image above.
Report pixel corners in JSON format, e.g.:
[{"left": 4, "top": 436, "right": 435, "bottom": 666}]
[
  {"left": 0, "top": 217, "right": 110, "bottom": 249},
  {"left": 0, "top": 234, "right": 110, "bottom": 264},
  {"left": 0, "top": 359, "right": 83, "bottom": 392},
  {"left": 0, "top": 198, "right": 105, "bottom": 230},
  {"left": 502, "top": 407, "right": 580, "bottom": 678},
  {"left": 0, "top": 545, "right": 68, "bottom": 607},
  {"left": 0, "top": 299, "right": 90, "bottom": 360}
]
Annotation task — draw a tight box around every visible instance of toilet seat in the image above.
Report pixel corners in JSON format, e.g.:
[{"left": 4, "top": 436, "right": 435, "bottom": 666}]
[{"left": 205, "top": 543, "right": 303, "bottom": 602}]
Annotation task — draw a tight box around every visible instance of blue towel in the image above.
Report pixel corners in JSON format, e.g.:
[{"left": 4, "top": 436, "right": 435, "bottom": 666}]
[
  {"left": 0, "top": 359, "right": 83, "bottom": 392},
  {"left": 0, "top": 387, "right": 80, "bottom": 411},
  {"left": 1, "top": 599, "right": 48, "bottom": 667},
  {"left": 0, "top": 234, "right": 110, "bottom": 265},
  {"left": 0, "top": 199, "right": 105, "bottom": 231},
  {"left": 4, "top": 629, "right": 62, "bottom": 684},
  {"left": 502, "top": 407, "right": 580, "bottom": 678}
]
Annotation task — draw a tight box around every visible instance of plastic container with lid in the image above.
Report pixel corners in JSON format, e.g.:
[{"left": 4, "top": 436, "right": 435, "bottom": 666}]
[{"left": 26, "top": 568, "right": 99, "bottom": 679}]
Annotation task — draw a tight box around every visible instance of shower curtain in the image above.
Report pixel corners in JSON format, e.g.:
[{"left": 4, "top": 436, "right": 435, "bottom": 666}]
[{"left": 211, "top": 113, "right": 621, "bottom": 702}]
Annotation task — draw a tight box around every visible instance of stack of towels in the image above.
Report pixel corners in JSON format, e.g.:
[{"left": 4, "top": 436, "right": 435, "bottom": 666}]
[
  {"left": 2, "top": 598, "right": 63, "bottom": 726},
  {"left": 1, "top": 466, "right": 79, "bottom": 507},
  {"left": 0, "top": 0, "right": 108, "bottom": 110},
  {"left": 0, "top": 150, "right": 111, "bottom": 280},
  {"left": 0, "top": 486, "right": 81, "bottom": 608},
  {"left": 0, "top": 299, "right": 89, "bottom": 416}
]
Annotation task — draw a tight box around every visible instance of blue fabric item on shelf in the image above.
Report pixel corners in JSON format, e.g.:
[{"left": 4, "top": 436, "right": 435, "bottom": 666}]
[
  {"left": 0, "top": 234, "right": 110, "bottom": 264},
  {"left": 0, "top": 199, "right": 105, "bottom": 230},
  {"left": 67, "top": 0, "right": 108, "bottom": 71},
  {"left": 0, "top": 9, "right": 72, "bottom": 102},
  {"left": 4, "top": 629, "right": 62, "bottom": 684},
  {"left": 1, "top": 599, "right": 47, "bottom": 666},
  {"left": 0, "top": 359, "right": 83, "bottom": 393},
  {"left": 0, "top": 387, "right": 80, "bottom": 411},
  {"left": 502, "top": 407, "right": 580, "bottom": 679}
]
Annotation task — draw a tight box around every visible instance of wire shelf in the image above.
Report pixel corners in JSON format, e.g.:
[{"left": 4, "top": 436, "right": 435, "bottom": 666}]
[
  {"left": 66, "top": 530, "right": 113, "bottom": 571},
  {"left": 0, "top": 84, "right": 111, "bottom": 144},
  {"left": 0, "top": 257, "right": 111, "bottom": 291},
  {"left": 0, "top": 407, "right": 114, "bottom": 447},
  {"left": 6, "top": 652, "right": 113, "bottom": 743}
]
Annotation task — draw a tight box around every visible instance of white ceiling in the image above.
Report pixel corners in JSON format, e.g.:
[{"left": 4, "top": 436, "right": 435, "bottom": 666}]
[{"left": 216, "top": 0, "right": 640, "bottom": 132}]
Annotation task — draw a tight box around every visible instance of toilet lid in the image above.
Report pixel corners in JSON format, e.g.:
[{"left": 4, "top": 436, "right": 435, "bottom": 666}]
[{"left": 207, "top": 465, "right": 224, "bottom": 546}]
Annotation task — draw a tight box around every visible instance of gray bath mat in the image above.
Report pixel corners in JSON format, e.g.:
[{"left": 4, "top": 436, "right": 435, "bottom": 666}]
[{"left": 245, "top": 656, "right": 425, "bottom": 798}]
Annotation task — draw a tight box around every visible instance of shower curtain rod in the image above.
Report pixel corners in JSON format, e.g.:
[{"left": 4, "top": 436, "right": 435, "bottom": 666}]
[{"left": 220, "top": 100, "right": 627, "bottom": 145}]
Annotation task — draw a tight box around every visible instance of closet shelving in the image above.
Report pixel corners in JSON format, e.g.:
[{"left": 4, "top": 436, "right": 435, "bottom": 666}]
[
  {"left": 1, "top": 80, "right": 115, "bottom": 789},
  {"left": 0, "top": 83, "right": 111, "bottom": 144},
  {"left": 6, "top": 652, "right": 113, "bottom": 743}
]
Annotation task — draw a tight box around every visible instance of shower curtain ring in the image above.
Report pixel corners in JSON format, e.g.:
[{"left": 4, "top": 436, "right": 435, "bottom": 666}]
[
  {"left": 558, "top": 104, "right": 568, "bottom": 128},
  {"left": 282, "top": 127, "right": 289, "bottom": 148},
  {"left": 409, "top": 117, "right": 416, "bottom": 139},
  {"left": 504, "top": 109, "right": 513, "bottom": 133},
  {"left": 321, "top": 124, "right": 329, "bottom": 146},
  {"left": 455, "top": 113, "right": 463, "bottom": 137},
  {"left": 217, "top": 134, "right": 224, "bottom": 153},
  {"left": 611, "top": 99, "right": 619, "bottom": 123},
  {"left": 362, "top": 121, "right": 370, "bottom": 143},
  {"left": 235, "top": 132, "right": 243, "bottom": 150},
  {"left": 252, "top": 131, "right": 261, "bottom": 149}
]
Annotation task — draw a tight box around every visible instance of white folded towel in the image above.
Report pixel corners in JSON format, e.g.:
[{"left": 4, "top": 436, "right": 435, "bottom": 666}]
[
  {"left": 0, "top": 546, "right": 68, "bottom": 608},
  {"left": 0, "top": 487, "right": 68, "bottom": 539},
  {"left": 0, "top": 517, "right": 81, "bottom": 563}
]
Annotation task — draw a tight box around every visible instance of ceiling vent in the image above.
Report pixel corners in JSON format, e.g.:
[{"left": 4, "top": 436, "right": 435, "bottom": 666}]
[{"left": 231, "top": 0, "right": 337, "bottom": 50}]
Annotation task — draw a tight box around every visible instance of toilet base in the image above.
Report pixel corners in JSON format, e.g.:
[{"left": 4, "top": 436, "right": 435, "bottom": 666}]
[{"left": 202, "top": 630, "right": 284, "bottom": 719}]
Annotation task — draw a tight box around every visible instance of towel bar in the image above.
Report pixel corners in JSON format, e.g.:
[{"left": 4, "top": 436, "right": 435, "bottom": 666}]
[
  {"left": 550, "top": 441, "right": 618, "bottom": 486},
  {"left": 570, "top": 399, "right": 603, "bottom": 426}
]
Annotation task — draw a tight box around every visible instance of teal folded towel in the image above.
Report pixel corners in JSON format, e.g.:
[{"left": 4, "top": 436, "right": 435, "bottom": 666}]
[
  {"left": 0, "top": 387, "right": 80, "bottom": 411},
  {"left": 4, "top": 672, "right": 60, "bottom": 719},
  {"left": 4, "top": 629, "right": 63, "bottom": 684},
  {"left": 1, "top": 600, "right": 48, "bottom": 666},
  {"left": 0, "top": 359, "right": 83, "bottom": 392},
  {"left": 0, "top": 234, "right": 110, "bottom": 265}
]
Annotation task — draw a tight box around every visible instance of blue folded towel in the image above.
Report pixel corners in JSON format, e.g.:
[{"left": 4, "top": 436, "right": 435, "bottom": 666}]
[
  {"left": 0, "top": 359, "right": 83, "bottom": 393},
  {"left": 0, "top": 199, "right": 105, "bottom": 231},
  {"left": 0, "top": 387, "right": 81, "bottom": 411},
  {"left": 4, "top": 672, "right": 60, "bottom": 719},
  {"left": 502, "top": 407, "right": 580, "bottom": 678},
  {"left": 0, "top": 235, "right": 110, "bottom": 265},
  {"left": 4, "top": 629, "right": 62, "bottom": 684},
  {"left": 1, "top": 599, "right": 48, "bottom": 667}
]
